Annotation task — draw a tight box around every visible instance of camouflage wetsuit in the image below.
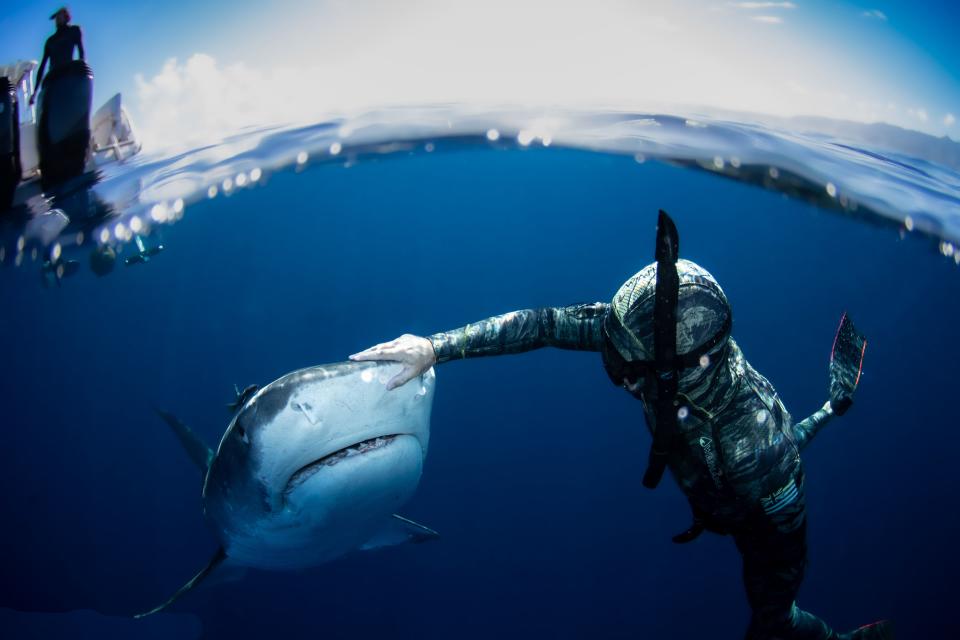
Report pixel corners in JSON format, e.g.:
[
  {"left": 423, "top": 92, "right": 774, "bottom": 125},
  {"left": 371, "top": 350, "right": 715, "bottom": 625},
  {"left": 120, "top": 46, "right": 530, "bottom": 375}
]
[{"left": 428, "top": 302, "right": 842, "bottom": 640}]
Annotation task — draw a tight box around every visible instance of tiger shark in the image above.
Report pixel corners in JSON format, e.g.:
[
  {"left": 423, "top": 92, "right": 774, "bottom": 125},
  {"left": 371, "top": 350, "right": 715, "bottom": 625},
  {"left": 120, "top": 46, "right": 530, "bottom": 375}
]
[{"left": 141, "top": 360, "right": 438, "bottom": 617}]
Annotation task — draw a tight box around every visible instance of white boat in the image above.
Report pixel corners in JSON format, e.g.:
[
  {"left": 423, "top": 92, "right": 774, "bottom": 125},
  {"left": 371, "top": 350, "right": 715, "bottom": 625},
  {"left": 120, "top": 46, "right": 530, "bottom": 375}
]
[{"left": 1, "top": 59, "right": 141, "bottom": 208}]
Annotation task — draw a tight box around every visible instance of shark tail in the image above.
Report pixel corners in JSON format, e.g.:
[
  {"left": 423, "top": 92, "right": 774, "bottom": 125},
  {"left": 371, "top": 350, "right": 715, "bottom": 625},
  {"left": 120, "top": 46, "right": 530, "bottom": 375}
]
[{"left": 134, "top": 547, "right": 227, "bottom": 618}]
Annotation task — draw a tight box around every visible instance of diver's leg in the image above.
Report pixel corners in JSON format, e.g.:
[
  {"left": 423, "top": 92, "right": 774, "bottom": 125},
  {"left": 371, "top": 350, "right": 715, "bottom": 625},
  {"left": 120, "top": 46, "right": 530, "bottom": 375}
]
[{"left": 734, "top": 487, "right": 840, "bottom": 640}]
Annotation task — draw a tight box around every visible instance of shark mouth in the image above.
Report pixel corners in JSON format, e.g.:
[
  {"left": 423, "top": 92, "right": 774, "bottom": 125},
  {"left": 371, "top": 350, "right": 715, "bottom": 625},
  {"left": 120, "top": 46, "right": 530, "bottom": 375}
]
[{"left": 284, "top": 435, "right": 400, "bottom": 494}]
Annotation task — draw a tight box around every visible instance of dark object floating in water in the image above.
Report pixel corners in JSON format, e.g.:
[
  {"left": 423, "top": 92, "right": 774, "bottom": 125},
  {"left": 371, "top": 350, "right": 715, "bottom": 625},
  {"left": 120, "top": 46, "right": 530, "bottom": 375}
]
[
  {"left": 89, "top": 244, "right": 116, "bottom": 276},
  {"left": 124, "top": 234, "right": 164, "bottom": 266}
]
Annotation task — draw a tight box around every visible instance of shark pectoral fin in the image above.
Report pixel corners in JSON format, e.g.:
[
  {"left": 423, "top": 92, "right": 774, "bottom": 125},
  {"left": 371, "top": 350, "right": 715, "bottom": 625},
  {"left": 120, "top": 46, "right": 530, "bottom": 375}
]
[
  {"left": 359, "top": 514, "right": 440, "bottom": 551},
  {"left": 201, "top": 560, "right": 247, "bottom": 588},
  {"left": 155, "top": 409, "right": 215, "bottom": 473},
  {"left": 134, "top": 547, "right": 227, "bottom": 619}
]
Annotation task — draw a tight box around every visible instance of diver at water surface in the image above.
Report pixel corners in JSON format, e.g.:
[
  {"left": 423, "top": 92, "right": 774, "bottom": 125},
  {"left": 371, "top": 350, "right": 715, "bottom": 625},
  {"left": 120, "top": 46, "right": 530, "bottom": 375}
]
[
  {"left": 30, "top": 7, "right": 85, "bottom": 106},
  {"left": 352, "top": 211, "right": 889, "bottom": 640}
]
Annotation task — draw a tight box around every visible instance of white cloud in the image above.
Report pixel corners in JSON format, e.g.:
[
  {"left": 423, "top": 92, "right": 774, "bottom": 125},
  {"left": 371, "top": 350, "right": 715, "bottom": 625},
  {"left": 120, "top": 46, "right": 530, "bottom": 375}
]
[
  {"left": 862, "top": 10, "right": 888, "bottom": 21},
  {"left": 127, "top": 1, "right": 955, "bottom": 149},
  {"left": 907, "top": 107, "right": 929, "bottom": 122},
  {"left": 731, "top": 2, "right": 797, "bottom": 8},
  {"left": 946, "top": 113, "right": 957, "bottom": 126},
  {"left": 751, "top": 15, "right": 783, "bottom": 23}
]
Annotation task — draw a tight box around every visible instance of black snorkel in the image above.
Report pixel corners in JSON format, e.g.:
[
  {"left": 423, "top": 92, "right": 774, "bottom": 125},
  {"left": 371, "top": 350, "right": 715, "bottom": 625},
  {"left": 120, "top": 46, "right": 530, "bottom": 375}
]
[
  {"left": 643, "top": 210, "right": 681, "bottom": 489},
  {"left": 601, "top": 210, "right": 731, "bottom": 489}
]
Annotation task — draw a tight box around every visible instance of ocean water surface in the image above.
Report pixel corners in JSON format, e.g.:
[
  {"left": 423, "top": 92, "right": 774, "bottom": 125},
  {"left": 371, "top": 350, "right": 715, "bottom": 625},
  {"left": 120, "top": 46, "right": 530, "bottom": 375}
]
[{"left": 1, "top": 108, "right": 959, "bottom": 639}]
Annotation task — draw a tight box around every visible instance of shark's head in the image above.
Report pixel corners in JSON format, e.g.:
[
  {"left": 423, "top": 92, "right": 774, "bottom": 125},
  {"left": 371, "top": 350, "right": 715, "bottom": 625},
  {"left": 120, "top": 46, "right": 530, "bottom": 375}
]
[{"left": 202, "top": 362, "right": 434, "bottom": 569}]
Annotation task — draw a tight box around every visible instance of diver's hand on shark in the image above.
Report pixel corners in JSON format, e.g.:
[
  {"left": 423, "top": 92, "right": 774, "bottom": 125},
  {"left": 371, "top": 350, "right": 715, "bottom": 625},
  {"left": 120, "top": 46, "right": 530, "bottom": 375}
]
[{"left": 350, "top": 334, "right": 437, "bottom": 390}]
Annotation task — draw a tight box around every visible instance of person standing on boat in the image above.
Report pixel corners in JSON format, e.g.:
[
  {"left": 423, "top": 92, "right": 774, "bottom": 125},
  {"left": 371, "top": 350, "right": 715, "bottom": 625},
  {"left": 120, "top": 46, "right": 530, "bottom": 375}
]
[
  {"left": 351, "top": 211, "right": 890, "bottom": 640},
  {"left": 30, "top": 7, "right": 85, "bottom": 105}
]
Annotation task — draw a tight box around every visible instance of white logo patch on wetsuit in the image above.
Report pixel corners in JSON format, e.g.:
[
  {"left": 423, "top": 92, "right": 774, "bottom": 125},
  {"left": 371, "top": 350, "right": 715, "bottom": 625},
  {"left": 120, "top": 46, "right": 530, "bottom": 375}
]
[
  {"left": 698, "top": 436, "right": 724, "bottom": 489},
  {"left": 760, "top": 477, "right": 800, "bottom": 515}
]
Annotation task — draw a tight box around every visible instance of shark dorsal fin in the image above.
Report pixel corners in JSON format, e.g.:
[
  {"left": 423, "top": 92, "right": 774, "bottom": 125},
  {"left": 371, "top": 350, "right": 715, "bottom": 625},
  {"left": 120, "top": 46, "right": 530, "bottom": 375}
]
[
  {"left": 155, "top": 409, "right": 215, "bottom": 473},
  {"left": 228, "top": 384, "right": 260, "bottom": 413}
]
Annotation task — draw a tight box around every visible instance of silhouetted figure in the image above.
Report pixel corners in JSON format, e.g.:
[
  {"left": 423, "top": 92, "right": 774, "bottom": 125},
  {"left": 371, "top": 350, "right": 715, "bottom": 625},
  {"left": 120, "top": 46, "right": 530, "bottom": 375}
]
[{"left": 31, "top": 7, "right": 85, "bottom": 106}]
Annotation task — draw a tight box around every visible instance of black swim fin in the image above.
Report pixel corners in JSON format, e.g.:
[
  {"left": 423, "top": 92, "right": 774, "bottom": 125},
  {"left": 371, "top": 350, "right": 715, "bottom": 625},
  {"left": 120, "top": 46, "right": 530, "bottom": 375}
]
[
  {"left": 829, "top": 312, "right": 867, "bottom": 416},
  {"left": 840, "top": 620, "right": 894, "bottom": 640}
]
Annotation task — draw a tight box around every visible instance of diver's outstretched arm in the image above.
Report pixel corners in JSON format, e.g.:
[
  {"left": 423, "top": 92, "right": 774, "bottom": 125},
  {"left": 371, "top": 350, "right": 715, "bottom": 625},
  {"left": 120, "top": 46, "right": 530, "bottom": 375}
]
[
  {"left": 791, "top": 401, "right": 834, "bottom": 450},
  {"left": 351, "top": 303, "right": 608, "bottom": 390},
  {"left": 351, "top": 334, "right": 438, "bottom": 390},
  {"left": 792, "top": 313, "right": 867, "bottom": 450}
]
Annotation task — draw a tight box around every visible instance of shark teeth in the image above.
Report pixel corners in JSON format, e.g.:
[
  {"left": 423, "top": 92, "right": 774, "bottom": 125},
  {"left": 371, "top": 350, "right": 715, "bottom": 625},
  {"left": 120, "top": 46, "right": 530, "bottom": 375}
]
[{"left": 284, "top": 435, "right": 399, "bottom": 494}]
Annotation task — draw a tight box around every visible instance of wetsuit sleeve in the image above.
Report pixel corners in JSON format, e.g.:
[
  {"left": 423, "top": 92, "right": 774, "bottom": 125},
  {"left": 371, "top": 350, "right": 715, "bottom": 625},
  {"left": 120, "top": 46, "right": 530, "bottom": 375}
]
[
  {"left": 75, "top": 26, "right": 85, "bottom": 60},
  {"left": 790, "top": 403, "right": 835, "bottom": 451},
  {"left": 428, "top": 303, "right": 609, "bottom": 363}
]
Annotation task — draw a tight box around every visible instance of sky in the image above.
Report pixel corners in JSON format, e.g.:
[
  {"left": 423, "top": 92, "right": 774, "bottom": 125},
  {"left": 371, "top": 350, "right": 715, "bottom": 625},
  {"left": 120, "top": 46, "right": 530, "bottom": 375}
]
[{"left": 1, "top": 0, "right": 958, "bottom": 150}]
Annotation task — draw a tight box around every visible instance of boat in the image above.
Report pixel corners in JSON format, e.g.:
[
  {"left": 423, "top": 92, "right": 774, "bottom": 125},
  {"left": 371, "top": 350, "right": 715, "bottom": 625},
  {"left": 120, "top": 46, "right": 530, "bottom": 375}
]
[{"left": 0, "top": 59, "right": 141, "bottom": 209}]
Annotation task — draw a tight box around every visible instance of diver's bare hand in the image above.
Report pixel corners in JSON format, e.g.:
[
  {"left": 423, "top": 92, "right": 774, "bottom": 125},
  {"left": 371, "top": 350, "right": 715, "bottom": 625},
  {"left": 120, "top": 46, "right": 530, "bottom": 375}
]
[{"left": 349, "top": 334, "right": 437, "bottom": 390}]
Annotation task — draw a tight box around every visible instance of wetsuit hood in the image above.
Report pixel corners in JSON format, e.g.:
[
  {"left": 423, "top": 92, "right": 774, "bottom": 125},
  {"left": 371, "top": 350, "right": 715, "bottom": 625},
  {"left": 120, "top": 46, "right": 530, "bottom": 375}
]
[{"left": 605, "top": 258, "right": 732, "bottom": 367}]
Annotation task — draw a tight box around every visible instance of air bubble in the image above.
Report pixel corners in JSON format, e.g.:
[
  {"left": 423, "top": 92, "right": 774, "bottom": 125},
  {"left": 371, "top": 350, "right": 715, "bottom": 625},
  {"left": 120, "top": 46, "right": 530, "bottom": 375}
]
[{"left": 486, "top": 129, "right": 500, "bottom": 141}]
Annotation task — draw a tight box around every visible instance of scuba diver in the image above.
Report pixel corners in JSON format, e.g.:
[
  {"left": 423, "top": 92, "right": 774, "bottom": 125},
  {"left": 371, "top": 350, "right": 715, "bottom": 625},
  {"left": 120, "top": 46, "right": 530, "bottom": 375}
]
[
  {"left": 30, "top": 7, "right": 85, "bottom": 106},
  {"left": 351, "top": 211, "right": 890, "bottom": 640}
]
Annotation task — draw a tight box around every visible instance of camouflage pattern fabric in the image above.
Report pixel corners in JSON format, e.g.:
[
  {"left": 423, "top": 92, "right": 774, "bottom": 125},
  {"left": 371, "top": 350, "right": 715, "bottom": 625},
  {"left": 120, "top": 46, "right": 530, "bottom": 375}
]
[{"left": 427, "top": 264, "right": 849, "bottom": 638}]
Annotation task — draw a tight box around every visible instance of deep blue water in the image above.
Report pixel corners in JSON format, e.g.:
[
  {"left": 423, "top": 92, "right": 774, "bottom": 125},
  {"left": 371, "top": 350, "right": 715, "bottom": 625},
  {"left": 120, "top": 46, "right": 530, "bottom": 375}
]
[{"left": 2, "top": 123, "right": 960, "bottom": 638}]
